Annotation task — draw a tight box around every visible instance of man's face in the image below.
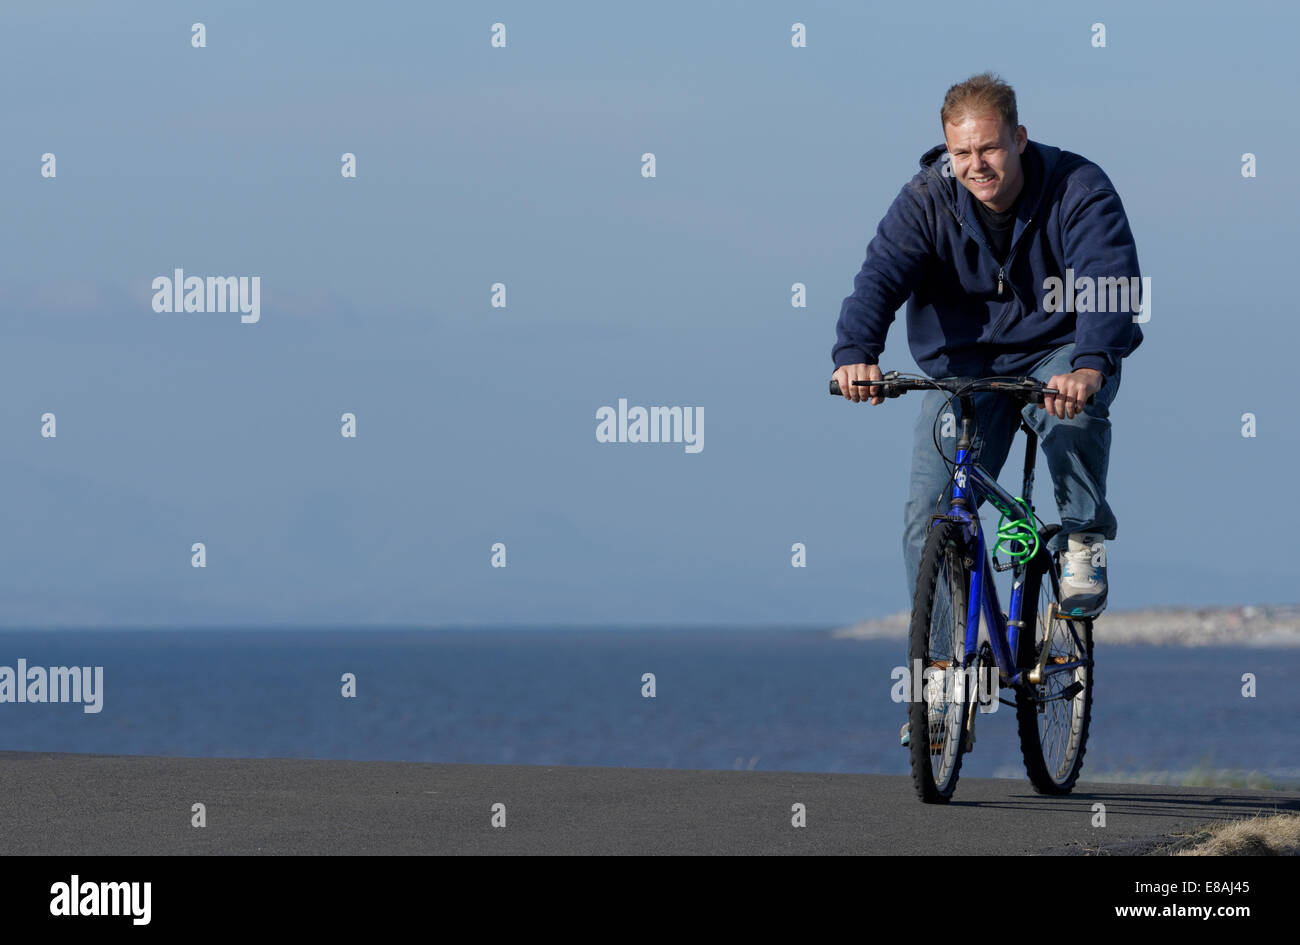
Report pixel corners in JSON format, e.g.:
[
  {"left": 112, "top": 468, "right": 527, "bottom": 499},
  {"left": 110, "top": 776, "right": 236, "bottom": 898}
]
[{"left": 943, "top": 111, "right": 1028, "bottom": 213}]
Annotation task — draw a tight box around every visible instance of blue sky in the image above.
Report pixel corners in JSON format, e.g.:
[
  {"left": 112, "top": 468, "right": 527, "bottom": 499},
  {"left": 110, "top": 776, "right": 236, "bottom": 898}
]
[{"left": 1, "top": 1, "right": 1297, "bottom": 627}]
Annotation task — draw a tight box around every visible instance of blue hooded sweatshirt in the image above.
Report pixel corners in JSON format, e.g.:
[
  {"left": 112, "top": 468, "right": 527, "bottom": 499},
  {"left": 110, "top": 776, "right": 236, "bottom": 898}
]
[{"left": 832, "top": 140, "right": 1143, "bottom": 379}]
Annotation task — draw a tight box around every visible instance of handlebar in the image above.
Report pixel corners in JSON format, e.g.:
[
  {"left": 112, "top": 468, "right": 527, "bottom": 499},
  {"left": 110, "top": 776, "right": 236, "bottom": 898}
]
[{"left": 828, "top": 371, "right": 1095, "bottom": 406}]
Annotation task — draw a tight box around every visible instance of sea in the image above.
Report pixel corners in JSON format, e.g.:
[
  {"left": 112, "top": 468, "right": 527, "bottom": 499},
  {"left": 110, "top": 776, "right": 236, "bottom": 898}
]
[{"left": 0, "top": 628, "right": 1295, "bottom": 787}]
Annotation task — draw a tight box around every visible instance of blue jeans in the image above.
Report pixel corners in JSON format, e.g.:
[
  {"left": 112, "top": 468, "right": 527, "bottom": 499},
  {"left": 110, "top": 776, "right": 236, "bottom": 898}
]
[{"left": 902, "top": 343, "right": 1122, "bottom": 600}]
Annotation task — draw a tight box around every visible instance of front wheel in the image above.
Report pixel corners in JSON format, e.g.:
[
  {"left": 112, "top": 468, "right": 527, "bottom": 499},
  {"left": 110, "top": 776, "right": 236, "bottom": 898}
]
[
  {"left": 908, "top": 520, "right": 973, "bottom": 803},
  {"left": 1015, "top": 526, "right": 1094, "bottom": 794}
]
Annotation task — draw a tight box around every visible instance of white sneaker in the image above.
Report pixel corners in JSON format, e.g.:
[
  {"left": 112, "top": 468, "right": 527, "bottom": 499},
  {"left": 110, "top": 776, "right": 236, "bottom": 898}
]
[{"left": 1059, "top": 532, "right": 1107, "bottom": 617}]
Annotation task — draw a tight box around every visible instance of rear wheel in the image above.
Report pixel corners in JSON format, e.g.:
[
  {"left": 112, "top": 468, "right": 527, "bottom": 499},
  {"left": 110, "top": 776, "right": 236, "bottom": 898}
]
[
  {"left": 1015, "top": 526, "right": 1094, "bottom": 794},
  {"left": 908, "top": 520, "right": 973, "bottom": 803}
]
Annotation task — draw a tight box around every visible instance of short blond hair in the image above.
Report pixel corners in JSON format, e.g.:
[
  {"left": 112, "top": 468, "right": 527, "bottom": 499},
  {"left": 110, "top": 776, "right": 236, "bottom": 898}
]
[{"left": 941, "top": 73, "right": 1018, "bottom": 133}]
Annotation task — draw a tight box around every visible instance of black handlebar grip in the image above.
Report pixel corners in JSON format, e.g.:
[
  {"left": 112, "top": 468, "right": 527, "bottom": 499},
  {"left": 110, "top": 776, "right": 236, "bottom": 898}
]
[
  {"left": 829, "top": 378, "right": 884, "bottom": 397},
  {"left": 1035, "top": 389, "right": 1097, "bottom": 406}
]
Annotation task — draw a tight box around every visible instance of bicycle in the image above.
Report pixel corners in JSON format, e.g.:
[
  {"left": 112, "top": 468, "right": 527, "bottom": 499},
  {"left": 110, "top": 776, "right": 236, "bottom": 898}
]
[{"left": 829, "top": 371, "right": 1096, "bottom": 804}]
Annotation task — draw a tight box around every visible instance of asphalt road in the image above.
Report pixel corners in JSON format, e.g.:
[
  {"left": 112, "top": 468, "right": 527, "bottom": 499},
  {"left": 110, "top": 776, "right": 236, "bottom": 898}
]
[{"left": 1, "top": 751, "right": 1294, "bottom": 855}]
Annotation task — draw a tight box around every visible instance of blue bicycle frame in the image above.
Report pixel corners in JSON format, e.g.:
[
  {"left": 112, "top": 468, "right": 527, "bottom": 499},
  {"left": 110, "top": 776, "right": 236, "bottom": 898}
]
[{"left": 931, "top": 418, "right": 1089, "bottom": 689}]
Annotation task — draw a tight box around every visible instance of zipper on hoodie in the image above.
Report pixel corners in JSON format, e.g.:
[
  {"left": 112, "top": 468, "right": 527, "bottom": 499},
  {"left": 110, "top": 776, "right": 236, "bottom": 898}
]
[
  {"left": 951, "top": 197, "right": 1008, "bottom": 289},
  {"left": 999, "top": 217, "right": 1034, "bottom": 291},
  {"left": 953, "top": 213, "right": 1028, "bottom": 337},
  {"left": 958, "top": 212, "right": 1023, "bottom": 300},
  {"left": 979, "top": 215, "right": 1033, "bottom": 296},
  {"left": 962, "top": 207, "right": 1038, "bottom": 336},
  {"left": 988, "top": 252, "right": 1018, "bottom": 335}
]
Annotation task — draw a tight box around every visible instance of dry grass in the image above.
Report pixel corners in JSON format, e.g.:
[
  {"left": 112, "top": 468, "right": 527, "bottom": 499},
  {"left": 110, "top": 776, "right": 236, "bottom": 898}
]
[{"left": 1169, "top": 812, "right": 1300, "bottom": 856}]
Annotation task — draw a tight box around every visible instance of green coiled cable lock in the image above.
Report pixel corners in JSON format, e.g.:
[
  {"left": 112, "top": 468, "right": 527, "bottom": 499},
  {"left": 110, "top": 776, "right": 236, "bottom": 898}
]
[{"left": 990, "top": 496, "right": 1039, "bottom": 562}]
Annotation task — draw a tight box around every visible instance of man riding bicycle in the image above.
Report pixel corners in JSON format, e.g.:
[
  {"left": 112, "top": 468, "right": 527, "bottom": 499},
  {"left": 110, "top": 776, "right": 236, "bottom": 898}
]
[{"left": 831, "top": 72, "right": 1143, "bottom": 621}]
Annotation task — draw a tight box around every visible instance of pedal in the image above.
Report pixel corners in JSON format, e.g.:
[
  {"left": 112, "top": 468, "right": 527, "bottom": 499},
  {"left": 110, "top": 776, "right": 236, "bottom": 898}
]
[
  {"left": 976, "top": 642, "right": 998, "bottom": 714},
  {"left": 1027, "top": 604, "right": 1058, "bottom": 685}
]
